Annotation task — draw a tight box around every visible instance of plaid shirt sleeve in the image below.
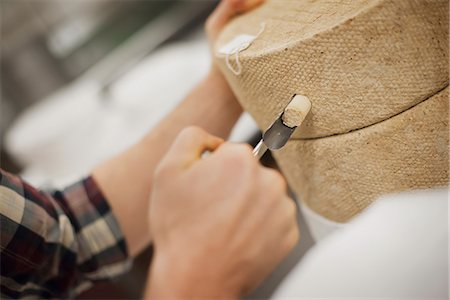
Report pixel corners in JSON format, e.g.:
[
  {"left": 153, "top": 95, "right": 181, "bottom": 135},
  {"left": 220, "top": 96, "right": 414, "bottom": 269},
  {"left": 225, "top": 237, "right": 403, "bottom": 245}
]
[{"left": 0, "top": 169, "right": 132, "bottom": 299}]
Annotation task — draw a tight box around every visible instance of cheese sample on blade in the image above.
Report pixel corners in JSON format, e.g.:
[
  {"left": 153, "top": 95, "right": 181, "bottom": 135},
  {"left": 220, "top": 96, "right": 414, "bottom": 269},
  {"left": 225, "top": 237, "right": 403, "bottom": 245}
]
[{"left": 282, "top": 95, "right": 312, "bottom": 128}]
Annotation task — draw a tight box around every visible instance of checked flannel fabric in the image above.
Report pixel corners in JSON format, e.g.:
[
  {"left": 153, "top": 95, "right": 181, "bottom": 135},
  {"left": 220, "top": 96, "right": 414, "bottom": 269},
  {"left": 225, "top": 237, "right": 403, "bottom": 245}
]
[{"left": 0, "top": 169, "right": 132, "bottom": 299}]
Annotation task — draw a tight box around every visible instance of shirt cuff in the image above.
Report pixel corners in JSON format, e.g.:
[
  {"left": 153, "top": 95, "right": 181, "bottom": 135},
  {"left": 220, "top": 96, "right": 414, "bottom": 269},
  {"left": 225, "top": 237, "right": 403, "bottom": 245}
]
[{"left": 59, "top": 176, "right": 132, "bottom": 281}]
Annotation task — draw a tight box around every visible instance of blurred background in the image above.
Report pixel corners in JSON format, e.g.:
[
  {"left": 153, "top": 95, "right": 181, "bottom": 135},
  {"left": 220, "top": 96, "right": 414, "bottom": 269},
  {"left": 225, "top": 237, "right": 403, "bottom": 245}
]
[
  {"left": 1, "top": 0, "right": 223, "bottom": 179},
  {"left": 1, "top": 1, "right": 313, "bottom": 298}
]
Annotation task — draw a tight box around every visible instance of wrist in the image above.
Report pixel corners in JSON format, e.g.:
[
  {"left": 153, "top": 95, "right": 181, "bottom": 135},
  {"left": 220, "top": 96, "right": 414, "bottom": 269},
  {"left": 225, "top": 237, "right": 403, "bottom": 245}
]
[
  {"left": 146, "top": 248, "right": 239, "bottom": 299},
  {"left": 207, "top": 65, "right": 227, "bottom": 86}
]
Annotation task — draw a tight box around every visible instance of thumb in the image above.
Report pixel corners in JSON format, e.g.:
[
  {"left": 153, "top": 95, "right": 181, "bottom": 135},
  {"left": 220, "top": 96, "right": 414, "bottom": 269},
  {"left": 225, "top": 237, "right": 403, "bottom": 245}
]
[{"left": 163, "top": 126, "right": 224, "bottom": 169}]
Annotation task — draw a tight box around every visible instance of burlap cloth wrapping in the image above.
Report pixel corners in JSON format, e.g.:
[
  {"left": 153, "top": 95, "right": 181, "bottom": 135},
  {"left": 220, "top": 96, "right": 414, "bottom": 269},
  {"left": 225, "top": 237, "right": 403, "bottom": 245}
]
[{"left": 215, "top": 0, "right": 449, "bottom": 222}]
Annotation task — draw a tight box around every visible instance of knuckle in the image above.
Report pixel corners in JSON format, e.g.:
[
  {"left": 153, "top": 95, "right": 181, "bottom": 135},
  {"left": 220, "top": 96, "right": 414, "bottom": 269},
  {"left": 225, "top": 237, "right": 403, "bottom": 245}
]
[
  {"left": 225, "top": 144, "right": 254, "bottom": 162},
  {"left": 290, "top": 227, "right": 301, "bottom": 247},
  {"left": 235, "top": 144, "right": 254, "bottom": 159},
  {"left": 285, "top": 199, "right": 298, "bottom": 221},
  {"left": 215, "top": 144, "right": 257, "bottom": 179},
  {"left": 255, "top": 171, "right": 287, "bottom": 209},
  {"left": 265, "top": 169, "right": 287, "bottom": 193},
  {"left": 274, "top": 171, "right": 287, "bottom": 189},
  {"left": 236, "top": 146, "right": 258, "bottom": 171},
  {"left": 283, "top": 226, "right": 300, "bottom": 253}
]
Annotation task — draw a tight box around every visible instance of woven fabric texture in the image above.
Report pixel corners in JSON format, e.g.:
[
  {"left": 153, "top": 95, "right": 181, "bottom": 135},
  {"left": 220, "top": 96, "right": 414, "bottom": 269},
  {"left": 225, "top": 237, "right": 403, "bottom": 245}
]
[
  {"left": 216, "top": 0, "right": 448, "bottom": 138},
  {"left": 215, "top": 0, "right": 449, "bottom": 222},
  {"left": 274, "top": 87, "right": 449, "bottom": 222}
]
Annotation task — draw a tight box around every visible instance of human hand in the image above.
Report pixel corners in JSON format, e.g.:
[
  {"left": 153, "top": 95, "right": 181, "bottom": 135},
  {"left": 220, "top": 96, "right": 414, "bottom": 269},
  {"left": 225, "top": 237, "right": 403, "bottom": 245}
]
[
  {"left": 205, "top": 0, "right": 265, "bottom": 74},
  {"left": 146, "top": 126, "right": 299, "bottom": 299}
]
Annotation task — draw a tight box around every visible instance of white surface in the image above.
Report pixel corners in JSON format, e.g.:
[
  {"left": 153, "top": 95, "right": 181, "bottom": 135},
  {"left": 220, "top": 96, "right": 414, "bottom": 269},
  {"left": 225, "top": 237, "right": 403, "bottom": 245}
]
[
  {"left": 274, "top": 188, "right": 449, "bottom": 300},
  {"left": 299, "top": 200, "right": 345, "bottom": 241},
  {"left": 5, "top": 35, "right": 258, "bottom": 188}
]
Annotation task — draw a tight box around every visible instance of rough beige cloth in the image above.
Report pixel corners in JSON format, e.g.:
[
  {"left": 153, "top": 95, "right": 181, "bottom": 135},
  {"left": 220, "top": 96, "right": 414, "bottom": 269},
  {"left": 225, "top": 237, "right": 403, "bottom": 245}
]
[
  {"left": 275, "top": 87, "right": 448, "bottom": 222},
  {"left": 215, "top": 0, "right": 449, "bottom": 222}
]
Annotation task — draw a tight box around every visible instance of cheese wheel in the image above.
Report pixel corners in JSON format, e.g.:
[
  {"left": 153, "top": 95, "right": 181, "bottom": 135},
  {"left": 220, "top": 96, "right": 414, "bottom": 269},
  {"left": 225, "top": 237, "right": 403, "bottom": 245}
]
[{"left": 216, "top": 0, "right": 449, "bottom": 222}]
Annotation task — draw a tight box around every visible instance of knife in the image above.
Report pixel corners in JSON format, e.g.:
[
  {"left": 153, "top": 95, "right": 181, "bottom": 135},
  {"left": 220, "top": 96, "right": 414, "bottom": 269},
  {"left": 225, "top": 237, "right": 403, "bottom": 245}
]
[{"left": 252, "top": 94, "right": 311, "bottom": 160}]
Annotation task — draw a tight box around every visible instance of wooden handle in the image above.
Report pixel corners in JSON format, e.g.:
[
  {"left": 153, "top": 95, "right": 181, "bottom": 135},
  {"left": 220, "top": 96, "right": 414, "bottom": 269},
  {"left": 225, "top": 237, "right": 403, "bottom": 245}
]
[{"left": 282, "top": 95, "right": 311, "bottom": 128}]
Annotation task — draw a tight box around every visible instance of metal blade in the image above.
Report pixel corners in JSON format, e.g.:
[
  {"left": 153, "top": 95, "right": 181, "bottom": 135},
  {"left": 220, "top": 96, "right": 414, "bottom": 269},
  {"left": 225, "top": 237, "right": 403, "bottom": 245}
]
[{"left": 262, "top": 113, "right": 296, "bottom": 150}]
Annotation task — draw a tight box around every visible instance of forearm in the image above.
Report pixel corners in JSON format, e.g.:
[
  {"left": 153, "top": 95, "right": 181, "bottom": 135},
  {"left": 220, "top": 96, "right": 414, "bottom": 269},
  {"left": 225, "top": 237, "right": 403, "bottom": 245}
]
[
  {"left": 92, "top": 71, "right": 242, "bottom": 256},
  {"left": 152, "top": 71, "right": 242, "bottom": 139}
]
